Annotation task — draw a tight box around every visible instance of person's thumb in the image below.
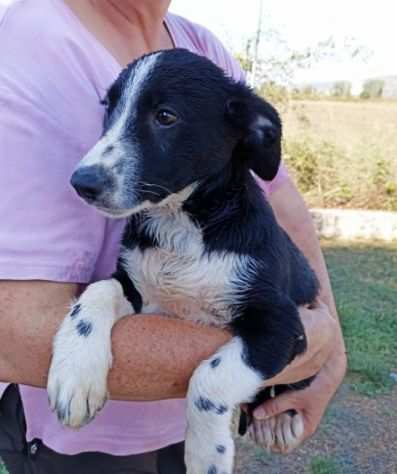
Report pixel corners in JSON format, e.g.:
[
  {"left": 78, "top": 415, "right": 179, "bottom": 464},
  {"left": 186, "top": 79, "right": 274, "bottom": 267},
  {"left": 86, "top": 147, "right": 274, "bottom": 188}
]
[{"left": 253, "top": 391, "right": 298, "bottom": 420}]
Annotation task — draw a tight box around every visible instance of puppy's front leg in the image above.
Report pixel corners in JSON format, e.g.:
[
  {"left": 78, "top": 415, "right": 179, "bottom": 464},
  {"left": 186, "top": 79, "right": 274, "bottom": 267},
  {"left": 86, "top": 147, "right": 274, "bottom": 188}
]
[
  {"left": 47, "top": 278, "right": 134, "bottom": 428},
  {"left": 185, "top": 337, "right": 263, "bottom": 474}
]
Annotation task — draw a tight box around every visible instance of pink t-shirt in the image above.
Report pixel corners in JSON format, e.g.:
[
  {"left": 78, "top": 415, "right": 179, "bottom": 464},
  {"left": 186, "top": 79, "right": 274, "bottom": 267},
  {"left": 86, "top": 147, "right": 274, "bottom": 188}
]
[{"left": 0, "top": 0, "right": 289, "bottom": 456}]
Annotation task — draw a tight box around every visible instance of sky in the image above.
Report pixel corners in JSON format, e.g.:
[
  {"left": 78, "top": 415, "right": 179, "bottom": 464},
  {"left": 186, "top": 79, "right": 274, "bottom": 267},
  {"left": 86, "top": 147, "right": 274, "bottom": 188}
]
[
  {"left": 170, "top": 0, "right": 397, "bottom": 84},
  {"left": 1, "top": 0, "right": 396, "bottom": 83}
]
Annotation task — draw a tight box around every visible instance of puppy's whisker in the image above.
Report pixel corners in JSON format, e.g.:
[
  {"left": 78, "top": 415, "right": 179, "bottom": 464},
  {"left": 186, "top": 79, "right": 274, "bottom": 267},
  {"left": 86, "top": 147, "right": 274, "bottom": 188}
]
[
  {"left": 137, "top": 181, "right": 173, "bottom": 195},
  {"left": 140, "top": 189, "right": 162, "bottom": 198}
]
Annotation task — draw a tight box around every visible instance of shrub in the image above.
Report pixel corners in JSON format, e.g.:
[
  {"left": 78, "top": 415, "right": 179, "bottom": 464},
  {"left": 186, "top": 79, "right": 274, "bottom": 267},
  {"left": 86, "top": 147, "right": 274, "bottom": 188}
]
[{"left": 283, "top": 138, "right": 397, "bottom": 211}]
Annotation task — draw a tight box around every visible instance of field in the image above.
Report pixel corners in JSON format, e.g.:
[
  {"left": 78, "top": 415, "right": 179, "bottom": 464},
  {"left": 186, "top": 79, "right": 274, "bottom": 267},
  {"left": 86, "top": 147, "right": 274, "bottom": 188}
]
[
  {"left": 281, "top": 100, "right": 397, "bottom": 211},
  {"left": 283, "top": 100, "right": 397, "bottom": 158}
]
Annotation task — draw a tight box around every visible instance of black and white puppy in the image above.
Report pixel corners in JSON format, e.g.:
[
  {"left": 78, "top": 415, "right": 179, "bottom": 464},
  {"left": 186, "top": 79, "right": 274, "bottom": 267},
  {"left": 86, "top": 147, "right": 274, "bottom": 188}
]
[{"left": 47, "top": 49, "right": 319, "bottom": 474}]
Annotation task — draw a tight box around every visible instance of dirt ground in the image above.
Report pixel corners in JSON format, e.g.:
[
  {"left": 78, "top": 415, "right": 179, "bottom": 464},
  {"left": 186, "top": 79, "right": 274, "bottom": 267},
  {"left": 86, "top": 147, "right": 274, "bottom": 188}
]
[{"left": 235, "top": 383, "right": 397, "bottom": 474}]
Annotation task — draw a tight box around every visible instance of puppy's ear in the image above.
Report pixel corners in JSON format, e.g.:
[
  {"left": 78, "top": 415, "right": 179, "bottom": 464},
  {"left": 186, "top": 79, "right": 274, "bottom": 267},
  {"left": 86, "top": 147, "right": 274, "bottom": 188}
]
[{"left": 225, "top": 90, "right": 282, "bottom": 181}]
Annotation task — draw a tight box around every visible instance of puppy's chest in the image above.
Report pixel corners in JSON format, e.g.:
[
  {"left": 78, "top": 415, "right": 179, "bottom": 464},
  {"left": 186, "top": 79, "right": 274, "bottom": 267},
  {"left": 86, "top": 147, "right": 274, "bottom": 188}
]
[{"left": 122, "top": 214, "right": 244, "bottom": 327}]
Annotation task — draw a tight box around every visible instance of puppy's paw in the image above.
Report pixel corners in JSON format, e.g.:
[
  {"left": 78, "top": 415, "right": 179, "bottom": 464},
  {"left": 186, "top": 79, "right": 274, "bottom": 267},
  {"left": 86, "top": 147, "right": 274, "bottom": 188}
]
[
  {"left": 185, "top": 430, "right": 234, "bottom": 474},
  {"left": 47, "top": 303, "right": 112, "bottom": 428},
  {"left": 249, "top": 411, "right": 304, "bottom": 454},
  {"left": 47, "top": 368, "right": 108, "bottom": 428}
]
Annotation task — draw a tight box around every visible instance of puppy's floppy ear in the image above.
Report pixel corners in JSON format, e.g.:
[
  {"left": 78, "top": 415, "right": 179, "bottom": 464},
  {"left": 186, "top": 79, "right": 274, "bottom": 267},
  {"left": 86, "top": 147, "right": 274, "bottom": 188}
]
[{"left": 225, "top": 88, "right": 282, "bottom": 181}]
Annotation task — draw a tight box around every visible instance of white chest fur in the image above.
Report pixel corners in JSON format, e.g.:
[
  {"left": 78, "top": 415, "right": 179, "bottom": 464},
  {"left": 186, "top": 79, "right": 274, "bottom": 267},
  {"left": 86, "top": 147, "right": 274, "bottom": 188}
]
[{"left": 122, "top": 209, "right": 253, "bottom": 327}]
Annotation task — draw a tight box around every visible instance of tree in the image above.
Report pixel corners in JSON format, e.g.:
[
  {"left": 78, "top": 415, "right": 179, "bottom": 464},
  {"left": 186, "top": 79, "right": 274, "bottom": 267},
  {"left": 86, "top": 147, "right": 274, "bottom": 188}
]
[
  {"left": 360, "top": 79, "right": 384, "bottom": 99},
  {"left": 234, "top": 6, "right": 371, "bottom": 92},
  {"left": 332, "top": 81, "right": 352, "bottom": 98}
]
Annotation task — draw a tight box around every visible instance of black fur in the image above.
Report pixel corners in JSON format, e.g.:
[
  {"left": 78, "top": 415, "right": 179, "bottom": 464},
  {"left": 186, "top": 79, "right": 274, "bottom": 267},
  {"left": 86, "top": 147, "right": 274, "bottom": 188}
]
[
  {"left": 73, "top": 49, "right": 320, "bottom": 440},
  {"left": 210, "top": 358, "right": 222, "bottom": 369},
  {"left": 69, "top": 304, "right": 81, "bottom": 320},
  {"left": 195, "top": 397, "right": 229, "bottom": 415},
  {"left": 113, "top": 264, "right": 143, "bottom": 313},
  {"left": 76, "top": 320, "right": 93, "bottom": 338}
]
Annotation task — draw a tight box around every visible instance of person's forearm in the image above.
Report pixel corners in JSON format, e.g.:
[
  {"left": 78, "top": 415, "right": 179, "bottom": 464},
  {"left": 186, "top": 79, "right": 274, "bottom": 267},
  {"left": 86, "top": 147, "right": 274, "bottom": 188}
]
[
  {"left": 108, "top": 315, "right": 230, "bottom": 400},
  {"left": 5, "top": 313, "right": 230, "bottom": 400},
  {"left": 0, "top": 281, "right": 230, "bottom": 400}
]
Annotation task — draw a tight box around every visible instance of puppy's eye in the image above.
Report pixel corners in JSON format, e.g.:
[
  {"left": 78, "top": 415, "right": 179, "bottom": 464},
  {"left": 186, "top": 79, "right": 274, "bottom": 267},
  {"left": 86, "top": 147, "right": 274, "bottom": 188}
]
[{"left": 156, "top": 110, "right": 178, "bottom": 127}]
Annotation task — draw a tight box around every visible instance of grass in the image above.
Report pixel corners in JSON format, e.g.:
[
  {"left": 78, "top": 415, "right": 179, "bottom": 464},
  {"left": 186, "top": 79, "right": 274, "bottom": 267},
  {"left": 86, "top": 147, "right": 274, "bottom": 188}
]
[
  {"left": 322, "top": 240, "right": 397, "bottom": 395},
  {"left": 309, "top": 456, "right": 339, "bottom": 474},
  {"left": 0, "top": 464, "right": 7, "bottom": 474}
]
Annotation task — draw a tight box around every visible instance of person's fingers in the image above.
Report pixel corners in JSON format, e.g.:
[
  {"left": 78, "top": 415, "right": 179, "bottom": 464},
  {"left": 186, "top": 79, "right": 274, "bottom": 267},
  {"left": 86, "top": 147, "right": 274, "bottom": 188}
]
[
  {"left": 291, "top": 411, "right": 304, "bottom": 441},
  {"left": 253, "top": 391, "right": 298, "bottom": 420},
  {"left": 248, "top": 417, "right": 275, "bottom": 451},
  {"left": 252, "top": 412, "right": 305, "bottom": 454}
]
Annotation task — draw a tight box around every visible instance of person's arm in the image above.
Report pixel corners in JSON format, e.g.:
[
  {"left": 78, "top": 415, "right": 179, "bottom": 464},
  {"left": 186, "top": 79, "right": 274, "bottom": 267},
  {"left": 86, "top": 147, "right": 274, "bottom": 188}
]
[
  {"left": 0, "top": 180, "right": 342, "bottom": 405},
  {"left": 0, "top": 280, "right": 230, "bottom": 400},
  {"left": 253, "top": 177, "right": 347, "bottom": 445}
]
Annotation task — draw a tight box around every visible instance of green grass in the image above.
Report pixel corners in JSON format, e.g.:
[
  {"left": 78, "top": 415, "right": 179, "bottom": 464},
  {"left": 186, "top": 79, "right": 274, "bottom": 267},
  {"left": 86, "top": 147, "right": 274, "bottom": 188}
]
[
  {"left": 322, "top": 240, "right": 397, "bottom": 395},
  {"left": 0, "top": 464, "right": 7, "bottom": 474},
  {"left": 309, "top": 455, "right": 340, "bottom": 474}
]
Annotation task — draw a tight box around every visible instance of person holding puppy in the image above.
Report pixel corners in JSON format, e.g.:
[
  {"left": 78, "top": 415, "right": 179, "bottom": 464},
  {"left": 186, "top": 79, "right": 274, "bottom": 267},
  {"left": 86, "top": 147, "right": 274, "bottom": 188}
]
[{"left": 0, "top": 0, "right": 346, "bottom": 472}]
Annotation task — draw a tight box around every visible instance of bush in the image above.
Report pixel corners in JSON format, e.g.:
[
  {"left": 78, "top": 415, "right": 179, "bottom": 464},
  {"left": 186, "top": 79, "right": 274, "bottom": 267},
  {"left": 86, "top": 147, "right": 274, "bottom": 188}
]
[
  {"left": 360, "top": 79, "right": 385, "bottom": 99},
  {"left": 283, "top": 138, "right": 397, "bottom": 211},
  {"left": 257, "top": 81, "right": 289, "bottom": 110}
]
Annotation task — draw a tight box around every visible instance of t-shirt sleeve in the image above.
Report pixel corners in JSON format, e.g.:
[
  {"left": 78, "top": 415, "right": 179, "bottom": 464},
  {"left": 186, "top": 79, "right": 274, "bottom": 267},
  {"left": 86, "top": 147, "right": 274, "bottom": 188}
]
[
  {"left": 189, "top": 21, "right": 290, "bottom": 195},
  {"left": 0, "top": 10, "right": 108, "bottom": 283}
]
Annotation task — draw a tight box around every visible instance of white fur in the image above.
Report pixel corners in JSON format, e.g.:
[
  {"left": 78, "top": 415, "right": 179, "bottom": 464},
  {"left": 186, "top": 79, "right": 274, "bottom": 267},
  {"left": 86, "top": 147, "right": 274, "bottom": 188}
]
[
  {"left": 123, "top": 201, "right": 256, "bottom": 327},
  {"left": 81, "top": 52, "right": 162, "bottom": 171},
  {"left": 185, "top": 337, "right": 263, "bottom": 474},
  {"left": 47, "top": 279, "right": 133, "bottom": 427},
  {"left": 74, "top": 53, "right": 164, "bottom": 211},
  {"left": 254, "top": 116, "right": 273, "bottom": 130}
]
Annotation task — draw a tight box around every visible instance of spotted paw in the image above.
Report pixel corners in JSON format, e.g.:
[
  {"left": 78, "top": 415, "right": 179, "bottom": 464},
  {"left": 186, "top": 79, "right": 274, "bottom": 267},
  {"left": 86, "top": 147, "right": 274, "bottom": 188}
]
[
  {"left": 47, "top": 304, "right": 112, "bottom": 428},
  {"left": 47, "top": 366, "right": 108, "bottom": 428}
]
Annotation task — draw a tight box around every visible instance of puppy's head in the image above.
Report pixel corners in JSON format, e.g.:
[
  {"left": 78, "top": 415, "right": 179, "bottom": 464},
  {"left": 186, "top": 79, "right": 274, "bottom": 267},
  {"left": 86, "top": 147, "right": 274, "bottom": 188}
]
[{"left": 71, "top": 49, "right": 282, "bottom": 217}]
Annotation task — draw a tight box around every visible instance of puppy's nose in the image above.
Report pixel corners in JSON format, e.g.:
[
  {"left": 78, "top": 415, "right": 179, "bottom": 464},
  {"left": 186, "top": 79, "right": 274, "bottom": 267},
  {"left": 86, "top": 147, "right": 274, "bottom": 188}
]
[{"left": 71, "top": 166, "right": 108, "bottom": 201}]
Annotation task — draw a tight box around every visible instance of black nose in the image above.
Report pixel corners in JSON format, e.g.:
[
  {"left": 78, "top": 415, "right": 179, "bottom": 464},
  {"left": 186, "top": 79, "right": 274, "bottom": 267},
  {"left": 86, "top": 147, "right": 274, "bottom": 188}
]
[{"left": 70, "top": 166, "right": 108, "bottom": 201}]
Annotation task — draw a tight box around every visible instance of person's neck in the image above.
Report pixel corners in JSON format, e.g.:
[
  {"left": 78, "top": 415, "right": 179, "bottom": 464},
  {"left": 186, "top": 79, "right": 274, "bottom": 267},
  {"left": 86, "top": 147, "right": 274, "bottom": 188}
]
[
  {"left": 89, "top": 0, "right": 170, "bottom": 45},
  {"left": 64, "top": 0, "right": 173, "bottom": 66}
]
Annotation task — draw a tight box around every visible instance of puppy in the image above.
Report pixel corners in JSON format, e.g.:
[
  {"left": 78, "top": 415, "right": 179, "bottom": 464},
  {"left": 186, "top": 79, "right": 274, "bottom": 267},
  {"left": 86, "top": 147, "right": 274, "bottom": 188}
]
[{"left": 47, "top": 48, "right": 318, "bottom": 474}]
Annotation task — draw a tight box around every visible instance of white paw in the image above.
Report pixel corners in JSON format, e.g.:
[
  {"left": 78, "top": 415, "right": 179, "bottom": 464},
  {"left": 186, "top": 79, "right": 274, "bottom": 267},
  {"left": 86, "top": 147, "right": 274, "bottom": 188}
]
[
  {"left": 185, "top": 430, "right": 234, "bottom": 474},
  {"left": 47, "top": 303, "right": 112, "bottom": 428},
  {"left": 249, "top": 411, "right": 304, "bottom": 454}
]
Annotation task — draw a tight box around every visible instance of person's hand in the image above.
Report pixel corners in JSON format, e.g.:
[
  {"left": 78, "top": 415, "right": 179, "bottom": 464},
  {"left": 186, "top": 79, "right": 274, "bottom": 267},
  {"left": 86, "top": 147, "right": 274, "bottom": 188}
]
[
  {"left": 248, "top": 301, "right": 347, "bottom": 454},
  {"left": 263, "top": 299, "right": 339, "bottom": 387}
]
